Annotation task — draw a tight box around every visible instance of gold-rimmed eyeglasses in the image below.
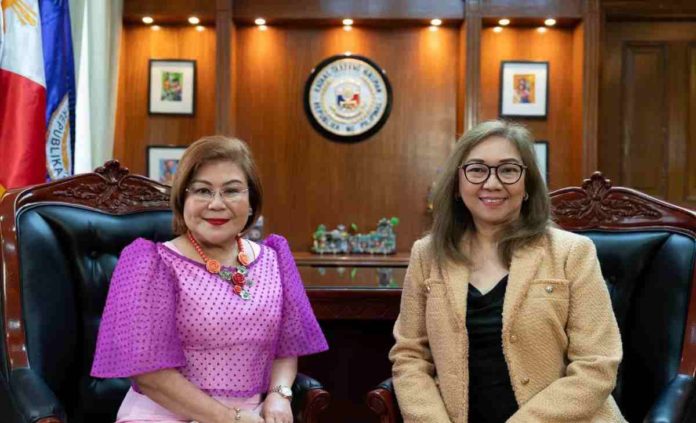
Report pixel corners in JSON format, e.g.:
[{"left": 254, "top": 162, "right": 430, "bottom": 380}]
[{"left": 186, "top": 186, "right": 250, "bottom": 202}]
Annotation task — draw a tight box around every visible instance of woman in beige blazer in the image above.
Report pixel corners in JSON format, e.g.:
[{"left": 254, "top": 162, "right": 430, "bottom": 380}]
[{"left": 390, "top": 120, "right": 625, "bottom": 423}]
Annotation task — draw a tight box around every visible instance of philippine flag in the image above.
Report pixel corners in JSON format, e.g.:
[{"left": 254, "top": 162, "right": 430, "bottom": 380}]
[{"left": 0, "top": 0, "right": 47, "bottom": 196}]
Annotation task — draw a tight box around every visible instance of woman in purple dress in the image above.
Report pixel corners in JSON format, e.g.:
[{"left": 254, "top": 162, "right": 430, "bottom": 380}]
[{"left": 91, "top": 136, "right": 328, "bottom": 423}]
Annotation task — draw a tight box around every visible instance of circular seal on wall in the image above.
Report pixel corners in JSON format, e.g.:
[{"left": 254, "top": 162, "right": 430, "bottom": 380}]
[{"left": 304, "top": 54, "right": 392, "bottom": 143}]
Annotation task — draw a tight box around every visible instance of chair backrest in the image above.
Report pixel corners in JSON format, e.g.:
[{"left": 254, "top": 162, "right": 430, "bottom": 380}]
[
  {"left": 550, "top": 172, "right": 696, "bottom": 423},
  {"left": 0, "top": 162, "right": 174, "bottom": 422}
]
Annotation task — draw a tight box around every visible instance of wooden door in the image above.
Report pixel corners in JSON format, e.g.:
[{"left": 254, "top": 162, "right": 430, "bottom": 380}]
[{"left": 601, "top": 22, "right": 696, "bottom": 208}]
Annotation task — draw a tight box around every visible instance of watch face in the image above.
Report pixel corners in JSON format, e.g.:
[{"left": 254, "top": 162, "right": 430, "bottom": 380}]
[{"left": 280, "top": 386, "right": 293, "bottom": 397}]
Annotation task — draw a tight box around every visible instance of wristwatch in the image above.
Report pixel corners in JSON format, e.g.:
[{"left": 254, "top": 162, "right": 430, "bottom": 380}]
[{"left": 269, "top": 384, "right": 293, "bottom": 400}]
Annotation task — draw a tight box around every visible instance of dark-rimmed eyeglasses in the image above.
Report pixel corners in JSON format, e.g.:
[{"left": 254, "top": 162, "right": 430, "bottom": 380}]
[
  {"left": 459, "top": 163, "right": 527, "bottom": 185},
  {"left": 186, "top": 186, "right": 249, "bottom": 202}
]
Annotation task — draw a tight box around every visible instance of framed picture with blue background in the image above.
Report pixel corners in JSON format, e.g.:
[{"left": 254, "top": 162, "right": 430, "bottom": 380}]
[{"left": 146, "top": 145, "right": 186, "bottom": 186}]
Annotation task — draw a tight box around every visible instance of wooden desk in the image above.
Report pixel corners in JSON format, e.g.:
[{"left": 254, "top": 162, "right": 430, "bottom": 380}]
[
  {"left": 295, "top": 251, "right": 409, "bottom": 320},
  {"left": 293, "top": 252, "right": 409, "bottom": 423}
]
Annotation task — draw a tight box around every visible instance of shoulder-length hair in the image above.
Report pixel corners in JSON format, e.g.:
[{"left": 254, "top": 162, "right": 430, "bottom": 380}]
[
  {"left": 430, "top": 120, "right": 550, "bottom": 267},
  {"left": 170, "top": 136, "right": 263, "bottom": 235}
]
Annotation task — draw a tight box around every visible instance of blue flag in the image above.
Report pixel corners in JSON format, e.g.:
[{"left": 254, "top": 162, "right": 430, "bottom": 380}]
[{"left": 40, "top": 0, "right": 76, "bottom": 179}]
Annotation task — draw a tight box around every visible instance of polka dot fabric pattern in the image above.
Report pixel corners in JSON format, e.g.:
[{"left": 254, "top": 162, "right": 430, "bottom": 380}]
[{"left": 91, "top": 234, "right": 328, "bottom": 398}]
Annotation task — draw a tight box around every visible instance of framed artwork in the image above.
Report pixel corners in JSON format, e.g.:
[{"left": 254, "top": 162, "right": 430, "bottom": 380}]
[
  {"left": 148, "top": 59, "right": 196, "bottom": 115},
  {"left": 534, "top": 141, "right": 549, "bottom": 185},
  {"left": 499, "top": 61, "right": 549, "bottom": 119},
  {"left": 146, "top": 146, "right": 186, "bottom": 185},
  {"left": 304, "top": 54, "right": 392, "bottom": 143}
]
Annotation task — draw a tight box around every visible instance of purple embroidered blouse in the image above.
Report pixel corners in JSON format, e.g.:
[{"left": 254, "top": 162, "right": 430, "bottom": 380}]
[{"left": 90, "top": 234, "right": 328, "bottom": 397}]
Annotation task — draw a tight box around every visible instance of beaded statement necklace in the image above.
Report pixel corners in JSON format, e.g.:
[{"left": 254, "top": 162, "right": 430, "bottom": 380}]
[{"left": 187, "top": 231, "right": 255, "bottom": 300}]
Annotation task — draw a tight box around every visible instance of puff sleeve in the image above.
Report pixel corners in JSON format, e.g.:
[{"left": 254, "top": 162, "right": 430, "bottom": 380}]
[
  {"left": 90, "top": 238, "right": 186, "bottom": 378},
  {"left": 264, "top": 234, "right": 328, "bottom": 358}
]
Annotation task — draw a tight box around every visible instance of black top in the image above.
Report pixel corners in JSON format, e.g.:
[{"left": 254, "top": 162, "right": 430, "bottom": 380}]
[{"left": 467, "top": 275, "right": 519, "bottom": 423}]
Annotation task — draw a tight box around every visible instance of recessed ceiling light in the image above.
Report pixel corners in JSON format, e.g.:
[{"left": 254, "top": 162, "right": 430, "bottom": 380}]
[
  {"left": 493, "top": 26, "right": 503, "bottom": 33},
  {"left": 142, "top": 16, "right": 154, "bottom": 24},
  {"left": 344, "top": 51, "right": 352, "bottom": 56},
  {"left": 430, "top": 18, "right": 442, "bottom": 26},
  {"left": 188, "top": 16, "right": 200, "bottom": 25},
  {"left": 499, "top": 18, "right": 510, "bottom": 26},
  {"left": 254, "top": 18, "right": 266, "bottom": 25},
  {"left": 342, "top": 18, "right": 353, "bottom": 26},
  {"left": 544, "top": 18, "right": 557, "bottom": 26}
]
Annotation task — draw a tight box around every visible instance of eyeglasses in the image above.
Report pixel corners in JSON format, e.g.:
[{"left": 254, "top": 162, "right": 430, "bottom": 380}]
[
  {"left": 459, "top": 163, "right": 527, "bottom": 185},
  {"left": 186, "top": 186, "right": 250, "bottom": 202}
]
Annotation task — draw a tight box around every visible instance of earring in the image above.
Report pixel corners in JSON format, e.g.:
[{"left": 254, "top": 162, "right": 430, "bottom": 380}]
[
  {"left": 248, "top": 207, "right": 253, "bottom": 216},
  {"left": 523, "top": 193, "right": 529, "bottom": 201}
]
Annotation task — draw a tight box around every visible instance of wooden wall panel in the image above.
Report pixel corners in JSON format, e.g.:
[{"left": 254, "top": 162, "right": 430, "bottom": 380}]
[
  {"left": 600, "top": 21, "right": 696, "bottom": 208},
  {"left": 572, "top": 23, "right": 585, "bottom": 181},
  {"left": 479, "top": 0, "right": 583, "bottom": 18},
  {"left": 233, "top": 26, "right": 459, "bottom": 252},
  {"left": 621, "top": 44, "right": 667, "bottom": 196},
  {"left": 113, "top": 25, "right": 217, "bottom": 176},
  {"left": 232, "top": 0, "right": 465, "bottom": 21},
  {"left": 689, "top": 45, "right": 696, "bottom": 202},
  {"left": 479, "top": 26, "right": 583, "bottom": 190}
]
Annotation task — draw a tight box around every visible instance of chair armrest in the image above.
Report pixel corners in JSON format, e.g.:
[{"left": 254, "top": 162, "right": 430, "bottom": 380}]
[
  {"left": 643, "top": 374, "right": 695, "bottom": 423},
  {"left": 8, "top": 368, "right": 66, "bottom": 423},
  {"left": 291, "top": 373, "right": 330, "bottom": 423},
  {"left": 366, "top": 377, "right": 402, "bottom": 423}
]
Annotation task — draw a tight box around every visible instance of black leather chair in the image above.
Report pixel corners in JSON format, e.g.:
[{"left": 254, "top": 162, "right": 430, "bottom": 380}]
[
  {"left": 0, "top": 161, "right": 330, "bottom": 423},
  {"left": 367, "top": 173, "right": 696, "bottom": 423}
]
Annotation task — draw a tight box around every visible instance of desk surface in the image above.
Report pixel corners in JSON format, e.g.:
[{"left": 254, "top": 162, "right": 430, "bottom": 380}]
[{"left": 294, "top": 252, "right": 409, "bottom": 289}]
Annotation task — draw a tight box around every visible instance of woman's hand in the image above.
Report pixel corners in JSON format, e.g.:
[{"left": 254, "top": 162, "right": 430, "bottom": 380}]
[{"left": 262, "top": 392, "right": 293, "bottom": 423}]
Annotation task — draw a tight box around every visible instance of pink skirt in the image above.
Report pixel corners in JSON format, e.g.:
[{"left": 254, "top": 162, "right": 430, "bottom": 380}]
[{"left": 115, "top": 387, "right": 263, "bottom": 422}]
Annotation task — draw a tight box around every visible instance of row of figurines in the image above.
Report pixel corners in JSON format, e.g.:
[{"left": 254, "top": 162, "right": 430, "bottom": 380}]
[{"left": 311, "top": 217, "right": 398, "bottom": 255}]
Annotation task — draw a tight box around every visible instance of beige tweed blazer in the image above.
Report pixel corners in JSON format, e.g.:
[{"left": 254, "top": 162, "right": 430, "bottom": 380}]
[{"left": 390, "top": 228, "right": 626, "bottom": 423}]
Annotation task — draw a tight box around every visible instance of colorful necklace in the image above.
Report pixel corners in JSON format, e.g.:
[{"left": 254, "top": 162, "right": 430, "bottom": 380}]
[{"left": 187, "top": 231, "right": 255, "bottom": 300}]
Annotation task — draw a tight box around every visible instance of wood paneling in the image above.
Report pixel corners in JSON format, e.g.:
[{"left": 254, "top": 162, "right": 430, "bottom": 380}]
[
  {"left": 479, "top": 0, "right": 583, "bottom": 18},
  {"left": 582, "top": 0, "right": 601, "bottom": 176},
  {"left": 233, "top": 25, "right": 459, "bottom": 252},
  {"left": 602, "top": 0, "right": 696, "bottom": 19},
  {"left": 123, "top": 0, "right": 216, "bottom": 24},
  {"left": 113, "top": 25, "right": 217, "bottom": 176},
  {"left": 600, "top": 21, "right": 696, "bottom": 207},
  {"left": 232, "top": 0, "right": 465, "bottom": 21},
  {"left": 479, "top": 26, "right": 584, "bottom": 190},
  {"left": 621, "top": 44, "right": 667, "bottom": 196},
  {"left": 689, "top": 45, "right": 696, "bottom": 202},
  {"left": 465, "top": 1, "right": 482, "bottom": 132}
]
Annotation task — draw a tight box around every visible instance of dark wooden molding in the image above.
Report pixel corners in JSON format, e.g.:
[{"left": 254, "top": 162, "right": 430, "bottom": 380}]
[
  {"left": 465, "top": 0, "right": 482, "bottom": 131},
  {"left": 0, "top": 161, "right": 171, "bottom": 371},
  {"left": 583, "top": 0, "right": 601, "bottom": 177}
]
